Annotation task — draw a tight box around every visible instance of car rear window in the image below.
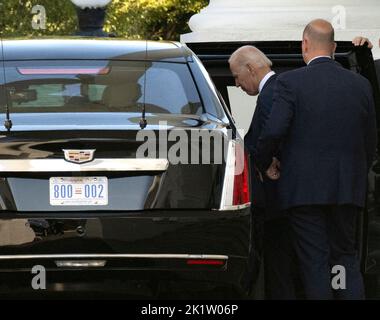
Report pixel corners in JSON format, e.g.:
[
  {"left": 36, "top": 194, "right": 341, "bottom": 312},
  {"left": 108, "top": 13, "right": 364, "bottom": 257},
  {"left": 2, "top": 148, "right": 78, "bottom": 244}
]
[{"left": 2, "top": 60, "right": 203, "bottom": 115}]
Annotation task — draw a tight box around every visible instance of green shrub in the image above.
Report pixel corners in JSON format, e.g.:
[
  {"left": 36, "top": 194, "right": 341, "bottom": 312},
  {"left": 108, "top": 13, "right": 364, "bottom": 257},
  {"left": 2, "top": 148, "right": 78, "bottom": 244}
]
[{"left": 0, "top": 0, "right": 208, "bottom": 40}]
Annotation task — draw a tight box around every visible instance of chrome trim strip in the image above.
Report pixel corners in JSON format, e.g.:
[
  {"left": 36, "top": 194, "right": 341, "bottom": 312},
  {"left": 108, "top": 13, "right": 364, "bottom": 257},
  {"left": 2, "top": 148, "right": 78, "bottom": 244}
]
[
  {"left": 217, "top": 203, "right": 251, "bottom": 211},
  {"left": 0, "top": 159, "right": 169, "bottom": 172},
  {"left": 219, "top": 140, "right": 235, "bottom": 210},
  {"left": 0, "top": 254, "right": 228, "bottom": 260},
  {"left": 55, "top": 260, "right": 107, "bottom": 268}
]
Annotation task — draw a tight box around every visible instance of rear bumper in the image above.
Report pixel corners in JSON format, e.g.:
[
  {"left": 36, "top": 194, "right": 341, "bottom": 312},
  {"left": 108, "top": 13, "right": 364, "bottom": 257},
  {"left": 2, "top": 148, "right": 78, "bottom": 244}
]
[
  {"left": 0, "top": 257, "right": 251, "bottom": 298},
  {"left": 0, "top": 208, "right": 258, "bottom": 296}
]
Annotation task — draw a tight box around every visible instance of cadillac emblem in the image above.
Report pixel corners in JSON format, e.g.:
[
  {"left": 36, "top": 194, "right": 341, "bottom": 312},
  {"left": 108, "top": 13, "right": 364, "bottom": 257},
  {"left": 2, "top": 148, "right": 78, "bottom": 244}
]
[{"left": 63, "top": 149, "right": 96, "bottom": 164}]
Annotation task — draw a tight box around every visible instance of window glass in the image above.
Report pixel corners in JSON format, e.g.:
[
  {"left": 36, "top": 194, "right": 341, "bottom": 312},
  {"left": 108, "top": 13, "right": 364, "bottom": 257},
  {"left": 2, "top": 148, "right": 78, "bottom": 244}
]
[{"left": 3, "top": 60, "right": 202, "bottom": 115}]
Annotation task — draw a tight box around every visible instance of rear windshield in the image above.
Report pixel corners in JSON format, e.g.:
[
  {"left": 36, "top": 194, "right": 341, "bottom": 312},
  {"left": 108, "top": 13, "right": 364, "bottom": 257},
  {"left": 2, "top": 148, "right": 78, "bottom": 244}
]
[{"left": 2, "top": 60, "right": 203, "bottom": 116}]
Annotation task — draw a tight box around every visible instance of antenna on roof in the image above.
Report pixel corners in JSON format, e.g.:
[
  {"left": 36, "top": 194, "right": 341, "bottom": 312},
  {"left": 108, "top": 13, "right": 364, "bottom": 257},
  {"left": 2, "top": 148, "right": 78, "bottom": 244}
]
[
  {"left": 4, "top": 109, "right": 12, "bottom": 132},
  {"left": 1, "top": 41, "right": 12, "bottom": 132},
  {"left": 139, "top": 40, "right": 148, "bottom": 130}
]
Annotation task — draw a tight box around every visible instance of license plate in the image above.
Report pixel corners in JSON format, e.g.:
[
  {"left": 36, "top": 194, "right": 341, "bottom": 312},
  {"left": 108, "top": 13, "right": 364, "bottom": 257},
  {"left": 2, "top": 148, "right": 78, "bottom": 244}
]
[{"left": 49, "top": 177, "right": 108, "bottom": 206}]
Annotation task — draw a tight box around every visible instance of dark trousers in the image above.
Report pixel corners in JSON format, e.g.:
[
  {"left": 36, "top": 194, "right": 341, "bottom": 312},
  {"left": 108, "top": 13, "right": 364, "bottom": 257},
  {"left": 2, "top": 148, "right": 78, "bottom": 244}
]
[
  {"left": 288, "top": 205, "right": 365, "bottom": 300},
  {"left": 264, "top": 216, "right": 298, "bottom": 300}
]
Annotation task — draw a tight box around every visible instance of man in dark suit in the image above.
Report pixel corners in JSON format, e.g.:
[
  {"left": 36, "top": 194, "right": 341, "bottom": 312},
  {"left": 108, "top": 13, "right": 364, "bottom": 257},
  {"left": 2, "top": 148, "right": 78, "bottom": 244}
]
[
  {"left": 229, "top": 46, "right": 297, "bottom": 299},
  {"left": 255, "top": 19, "right": 377, "bottom": 299}
]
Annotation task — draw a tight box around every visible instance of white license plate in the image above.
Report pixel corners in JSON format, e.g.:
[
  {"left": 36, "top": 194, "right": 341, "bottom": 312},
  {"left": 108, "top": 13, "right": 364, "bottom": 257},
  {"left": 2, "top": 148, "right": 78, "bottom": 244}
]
[{"left": 49, "top": 177, "right": 108, "bottom": 206}]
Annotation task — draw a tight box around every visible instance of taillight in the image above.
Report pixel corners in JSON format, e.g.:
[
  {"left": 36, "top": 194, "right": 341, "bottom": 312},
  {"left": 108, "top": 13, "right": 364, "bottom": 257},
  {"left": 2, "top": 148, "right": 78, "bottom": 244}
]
[
  {"left": 233, "top": 146, "right": 250, "bottom": 206},
  {"left": 219, "top": 140, "right": 251, "bottom": 210}
]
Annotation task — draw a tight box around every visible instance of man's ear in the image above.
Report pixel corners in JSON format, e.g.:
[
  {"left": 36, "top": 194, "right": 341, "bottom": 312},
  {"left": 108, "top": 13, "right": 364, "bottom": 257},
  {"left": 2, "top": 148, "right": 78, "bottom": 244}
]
[
  {"left": 302, "top": 38, "right": 308, "bottom": 53},
  {"left": 302, "top": 38, "right": 308, "bottom": 63},
  {"left": 246, "top": 63, "right": 256, "bottom": 75},
  {"left": 332, "top": 42, "right": 337, "bottom": 53}
]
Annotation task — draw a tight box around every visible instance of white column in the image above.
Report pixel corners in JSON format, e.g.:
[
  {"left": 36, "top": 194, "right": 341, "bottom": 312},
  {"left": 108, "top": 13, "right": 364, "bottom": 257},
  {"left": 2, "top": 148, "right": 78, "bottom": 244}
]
[{"left": 181, "top": 0, "right": 380, "bottom": 134}]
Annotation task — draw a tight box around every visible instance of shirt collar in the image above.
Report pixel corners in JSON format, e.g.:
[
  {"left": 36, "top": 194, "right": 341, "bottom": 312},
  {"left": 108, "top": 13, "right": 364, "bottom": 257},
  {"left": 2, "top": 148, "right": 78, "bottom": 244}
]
[
  {"left": 259, "top": 71, "right": 276, "bottom": 93},
  {"left": 307, "top": 55, "right": 332, "bottom": 65}
]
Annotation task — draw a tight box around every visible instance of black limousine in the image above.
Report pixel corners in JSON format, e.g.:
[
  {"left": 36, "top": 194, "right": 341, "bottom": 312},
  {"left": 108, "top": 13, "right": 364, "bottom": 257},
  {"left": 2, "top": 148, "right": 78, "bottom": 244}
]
[
  {"left": 0, "top": 39, "right": 253, "bottom": 298},
  {"left": 0, "top": 38, "right": 379, "bottom": 299}
]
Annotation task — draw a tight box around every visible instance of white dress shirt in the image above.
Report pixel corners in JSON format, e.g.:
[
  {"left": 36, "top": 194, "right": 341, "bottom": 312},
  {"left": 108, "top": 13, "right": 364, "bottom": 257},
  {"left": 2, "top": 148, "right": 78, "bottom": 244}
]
[{"left": 259, "top": 71, "right": 276, "bottom": 93}]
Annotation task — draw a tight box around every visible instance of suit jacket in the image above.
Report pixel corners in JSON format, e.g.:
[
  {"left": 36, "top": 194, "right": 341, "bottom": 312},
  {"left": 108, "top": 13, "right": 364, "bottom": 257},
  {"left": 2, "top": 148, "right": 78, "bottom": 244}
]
[
  {"left": 255, "top": 57, "right": 377, "bottom": 210},
  {"left": 245, "top": 74, "right": 280, "bottom": 218}
]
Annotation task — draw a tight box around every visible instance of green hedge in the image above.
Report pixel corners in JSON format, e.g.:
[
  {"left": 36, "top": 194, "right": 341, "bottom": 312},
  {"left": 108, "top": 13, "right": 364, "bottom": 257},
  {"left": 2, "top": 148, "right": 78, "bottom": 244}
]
[{"left": 0, "top": 0, "right": 208, "bottom": 40}]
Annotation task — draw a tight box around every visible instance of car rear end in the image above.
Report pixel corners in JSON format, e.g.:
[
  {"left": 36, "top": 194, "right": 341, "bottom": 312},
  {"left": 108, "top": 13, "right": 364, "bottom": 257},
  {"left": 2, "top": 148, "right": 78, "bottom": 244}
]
[{"left": 0, "top": 39, "right": 255, "bottom": 298}]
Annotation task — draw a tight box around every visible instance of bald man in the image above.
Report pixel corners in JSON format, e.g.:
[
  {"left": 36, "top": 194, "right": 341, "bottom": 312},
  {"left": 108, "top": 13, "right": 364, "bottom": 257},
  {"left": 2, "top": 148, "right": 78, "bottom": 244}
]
[
  {"left": 229, "top": 46, "right": 297, "bottom": 299},
  {"left": 255, "top": 19, "right": 377, "bottom": 300}
]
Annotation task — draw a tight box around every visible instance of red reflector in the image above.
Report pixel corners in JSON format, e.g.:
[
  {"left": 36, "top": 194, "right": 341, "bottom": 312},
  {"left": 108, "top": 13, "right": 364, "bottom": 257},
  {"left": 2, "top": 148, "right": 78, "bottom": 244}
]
[
  {"left": 18, "top": 67, "right": 110, "bottom": 75},
  {"left": 233, "top": 145, "right": 250, "bottom": 206},
  {"left": 186, "top": 260, "right": 224, "bottom": 266}
]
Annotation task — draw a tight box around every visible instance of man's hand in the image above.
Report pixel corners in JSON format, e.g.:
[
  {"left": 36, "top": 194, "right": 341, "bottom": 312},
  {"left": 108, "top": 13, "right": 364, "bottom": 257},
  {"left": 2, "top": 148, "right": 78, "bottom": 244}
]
[
  {"left": 352, "top": 36, "right": 373, "bottom": 49},
  {"left": 266, "top": 157, "right": 281, "bottom": 180}
]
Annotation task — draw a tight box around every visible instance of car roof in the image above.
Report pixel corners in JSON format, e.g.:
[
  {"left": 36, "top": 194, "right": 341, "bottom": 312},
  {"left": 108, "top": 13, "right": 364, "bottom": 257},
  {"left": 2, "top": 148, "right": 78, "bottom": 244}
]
[{"left": 0, "top": 38, "right": 193, "bottom": 62}]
